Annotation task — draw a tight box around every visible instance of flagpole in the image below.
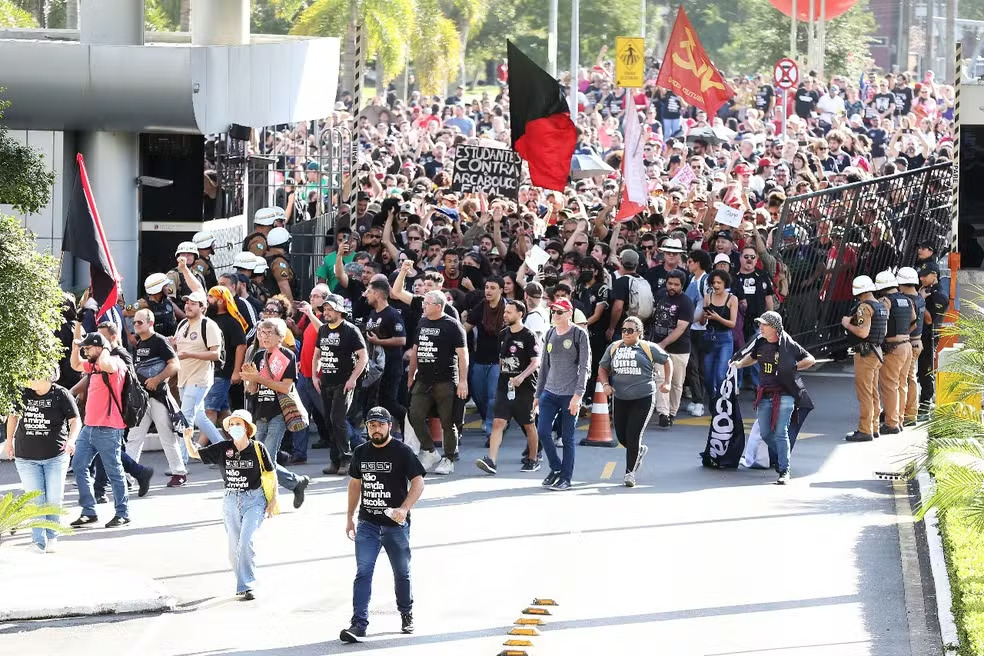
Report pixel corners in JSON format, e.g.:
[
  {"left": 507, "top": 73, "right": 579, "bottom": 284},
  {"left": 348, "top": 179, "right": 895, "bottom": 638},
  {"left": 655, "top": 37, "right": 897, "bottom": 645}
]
[
  {"left": 548, "top": 0, "right": 558, "bottom": 77},
  {"left": 569, "top": 0, "right": 579, "bottom": 119}
]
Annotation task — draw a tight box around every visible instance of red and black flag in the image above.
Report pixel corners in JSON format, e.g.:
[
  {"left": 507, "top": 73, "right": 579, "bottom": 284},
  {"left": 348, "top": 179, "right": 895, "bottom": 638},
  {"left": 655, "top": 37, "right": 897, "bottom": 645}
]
[
  {"left": 63, "top": 153, "right": 120, "bottom": 319},
  {"left": 507, "top": 41, "right": 576, "bottom": 192}
]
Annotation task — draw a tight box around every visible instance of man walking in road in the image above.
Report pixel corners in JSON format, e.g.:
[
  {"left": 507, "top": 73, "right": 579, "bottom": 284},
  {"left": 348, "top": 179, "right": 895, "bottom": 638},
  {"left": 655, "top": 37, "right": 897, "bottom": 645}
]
[{"left": 537, "top": 299, "right": 590, "bottom": 491}]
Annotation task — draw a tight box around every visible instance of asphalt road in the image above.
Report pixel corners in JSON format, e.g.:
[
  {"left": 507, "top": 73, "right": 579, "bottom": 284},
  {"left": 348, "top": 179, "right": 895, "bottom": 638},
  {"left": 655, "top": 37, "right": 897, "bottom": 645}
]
[{"left": 0, "top": 367, "right": 940, "bottom": 655}]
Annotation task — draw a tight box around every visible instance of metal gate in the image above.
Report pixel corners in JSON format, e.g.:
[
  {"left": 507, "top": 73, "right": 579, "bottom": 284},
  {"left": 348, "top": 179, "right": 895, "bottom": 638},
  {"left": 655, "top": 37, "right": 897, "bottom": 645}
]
[{"left": 770, "top": 161, "right": 954, "bottom": 354}]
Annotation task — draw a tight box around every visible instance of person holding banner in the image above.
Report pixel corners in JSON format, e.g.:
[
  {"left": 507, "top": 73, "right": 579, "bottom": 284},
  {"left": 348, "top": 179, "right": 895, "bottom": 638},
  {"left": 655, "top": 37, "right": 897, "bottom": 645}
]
[{"left": 731, "top": 311, "right": 815, "bottom": 485}]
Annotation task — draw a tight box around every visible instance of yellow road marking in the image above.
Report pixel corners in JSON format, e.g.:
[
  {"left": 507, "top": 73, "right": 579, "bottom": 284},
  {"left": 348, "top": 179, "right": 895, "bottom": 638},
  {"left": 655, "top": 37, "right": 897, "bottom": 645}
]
[{"left": 600, "top": 461, "right": 616, "bottom": 480}]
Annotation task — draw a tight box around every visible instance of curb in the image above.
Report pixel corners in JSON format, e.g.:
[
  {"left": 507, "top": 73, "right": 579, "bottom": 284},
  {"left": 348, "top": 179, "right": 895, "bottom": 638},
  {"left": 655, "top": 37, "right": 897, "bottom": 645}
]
[
  {"left": 0, "top": 594, "right": 176, "bottom": 622},
  {"left": 917, "top": 471, "right": 960, "bottom": 652}
]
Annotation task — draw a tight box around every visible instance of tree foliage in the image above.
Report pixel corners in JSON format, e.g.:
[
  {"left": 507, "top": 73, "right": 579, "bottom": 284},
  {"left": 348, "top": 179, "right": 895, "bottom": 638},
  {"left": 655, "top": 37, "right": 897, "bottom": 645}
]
[
  {"left": 0, "top": 490, "right": 71, "bottom": 547},
  {"left": 0, "top": 0, "right": 36, "bottom": 27},
  {"left": 0, "top": 94, "right": 55, "bottom": 215}
]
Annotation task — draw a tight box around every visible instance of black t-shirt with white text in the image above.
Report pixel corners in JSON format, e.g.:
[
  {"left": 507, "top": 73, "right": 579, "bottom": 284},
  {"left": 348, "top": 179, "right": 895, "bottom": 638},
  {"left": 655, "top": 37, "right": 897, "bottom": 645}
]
[
  {"left": 651, "top": 290, "right": 694, "bottom": 354},
  {"left": 316, "top": 320, "right": 367, "bottom": 387},
  {"left": 197, "top": 439, "right": 274, "bottom": 491},
  {"left": 251, "top": 347, "right": 297, "bottom": 420},
  {"left": 133, "top": 332, "right": 177, "bottom": 383},
  {"left": 350, "top": 438, "right": 426, "bottom": 526},
  {"left": 754, "top": 85, "right": 774, "bottom": 111},
  {"left": 794, "top": 88, "right": 819, "bottom": 118},
  {"left": 735, "top": 269, "right": 775, "bottom": 333},
  {"left": 366, "top": 305, "right": 406, "bottom": 359},
  {"left": 414, "top": 315, "right": 466, "bottom": 386},
  {"left": 497, "top": 325, "right": 540, "bottom": 392},
  {"left": 14, "top": 384, "right": 79, "bottom": 461}
]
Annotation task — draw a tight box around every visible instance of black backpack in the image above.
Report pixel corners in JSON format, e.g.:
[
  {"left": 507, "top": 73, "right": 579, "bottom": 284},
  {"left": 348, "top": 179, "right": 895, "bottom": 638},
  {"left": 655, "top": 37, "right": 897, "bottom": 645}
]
[{"left": 101, "top": 359, "right": 149, "bottom": 429}]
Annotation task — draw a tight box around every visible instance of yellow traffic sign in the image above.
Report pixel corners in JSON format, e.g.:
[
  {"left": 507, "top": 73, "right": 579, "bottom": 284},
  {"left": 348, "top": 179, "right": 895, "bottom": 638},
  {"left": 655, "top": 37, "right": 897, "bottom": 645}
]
[{"left": 615, "top": 36, "right": 646, "bottom": 88}]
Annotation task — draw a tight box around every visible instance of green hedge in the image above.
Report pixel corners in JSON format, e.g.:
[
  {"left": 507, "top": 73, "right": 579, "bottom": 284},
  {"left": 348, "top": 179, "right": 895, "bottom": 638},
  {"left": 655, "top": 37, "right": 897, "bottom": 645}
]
[{"left": 940, "top": 508, "right": 984, "bottom": 655}]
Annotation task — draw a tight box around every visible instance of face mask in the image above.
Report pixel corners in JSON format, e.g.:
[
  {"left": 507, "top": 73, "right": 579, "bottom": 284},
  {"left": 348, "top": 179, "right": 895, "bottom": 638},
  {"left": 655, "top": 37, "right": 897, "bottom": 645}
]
[
  {"left": 228, "top": 425, "right": 247, "bottom": 440},
  {"left": 579, "top": 271, "right": 593, "bottom": 283},
  {"left": 462, "top": 264, "right": 479, "bottom": 273}
]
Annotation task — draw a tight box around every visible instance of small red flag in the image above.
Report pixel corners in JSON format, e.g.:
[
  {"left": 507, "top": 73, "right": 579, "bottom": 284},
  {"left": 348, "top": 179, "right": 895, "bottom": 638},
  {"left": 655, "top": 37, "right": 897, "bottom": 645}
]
[{"left": 656, "top": 6, "right": 734, "bottom": 117}]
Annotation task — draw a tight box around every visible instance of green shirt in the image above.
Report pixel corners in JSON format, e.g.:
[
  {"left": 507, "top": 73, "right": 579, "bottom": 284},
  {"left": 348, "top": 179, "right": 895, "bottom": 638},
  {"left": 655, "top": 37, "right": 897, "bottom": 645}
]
[{"left": 316, "top": 251, "right": 356, "bottom": 290}]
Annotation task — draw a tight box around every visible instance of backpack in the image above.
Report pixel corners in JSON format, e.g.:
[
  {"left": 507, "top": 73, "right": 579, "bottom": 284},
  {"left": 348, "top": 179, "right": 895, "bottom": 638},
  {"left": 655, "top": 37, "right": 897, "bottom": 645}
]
[
  {"left": 625, "top": 275, "right": 655, "bottom": 322},
  {"left": 609, "top": 339, "right": 655, "bottom": 362},
  {"left": 101, "top": 354, "right": 149, "bottom": 429},
  {"left": 361, "top": 342, "right": 386, "bottom": 388},
  {"left": 177, "top": 316, "right": 226, "bottom": 368}
]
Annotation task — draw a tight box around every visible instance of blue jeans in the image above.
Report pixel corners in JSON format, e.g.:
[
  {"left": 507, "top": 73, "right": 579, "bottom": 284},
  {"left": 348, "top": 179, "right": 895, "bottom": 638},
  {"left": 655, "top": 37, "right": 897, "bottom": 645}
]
[
  {"left": 756, "top": 394, "right": 797, "bottom": 473},
  {"left": 469, "top": 363, "right": 500, "bottom": 435},
  {"left": 204, "top": 376, "right": 233, "bottom": 413},
  {"left": 180, "top": 384, "right": 224, "bottom": 461},
  {"left": 222, "top": 488, "right": 266, "bottom": 594},
  {"left": 703, "top": 330, "right": 734, "bottom": 401},
  {"left": 254, "top": 414, "right": 300, "bottom": 491},
  {"left": 662, "top": 117, "right": 681, "bottom": 138},
  {"left": 537, "top": 391, "right": 576, "bottom": 483},
  {"left": 352, "top": 520, "right": 412, "bottom": 630},
  {"left": 74, "top": 426, "right": 128, "bottom": 519},
  {"left": 15, "top": 452, "right": 69, "bottom": 548}
]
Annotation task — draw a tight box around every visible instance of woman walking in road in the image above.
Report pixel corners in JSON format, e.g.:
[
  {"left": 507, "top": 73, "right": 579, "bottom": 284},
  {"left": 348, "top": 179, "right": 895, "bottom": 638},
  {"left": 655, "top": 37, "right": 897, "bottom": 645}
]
[
  {"left": 184, "top": 409, "right": 277, "bottom": 599},
  {"left": 4, "top": 371, "right": 80, "bottom": 553},
  {"left": 698, "top": 270, "right": 739, "bottom": 401},
  {"left": 598, "top": 316, "right": 672, "bottom": 487}
]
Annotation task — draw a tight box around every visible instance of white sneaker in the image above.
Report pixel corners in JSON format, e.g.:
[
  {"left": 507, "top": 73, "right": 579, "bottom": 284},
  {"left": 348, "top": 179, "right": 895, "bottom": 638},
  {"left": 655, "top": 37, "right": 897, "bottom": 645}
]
[
  {"left": 29, "top": 543, "right": 45, "bottom": 554},
  {"left": 433, "top": 457, "right": 454, "bottom": 475},
  {"left": 624, "top": 472, "right": 636, "bottom": 487},
  {"left": 690, "top": 403, "right": 705, "bottom": 417},
  {"left": 418, "top": 450, "right": 441, "bottom": 471},
  {"left": 45, "top": 538, "right": 58, "bottom": 553},
  {"left": 634, "top": 445, "right": 649, "bottom": 473}
]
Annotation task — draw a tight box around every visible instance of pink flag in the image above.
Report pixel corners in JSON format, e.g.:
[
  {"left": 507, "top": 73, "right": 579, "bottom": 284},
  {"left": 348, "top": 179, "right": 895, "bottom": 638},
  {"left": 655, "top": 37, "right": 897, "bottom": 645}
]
[{"left": 615, "top": 93, "right": 648, "bottom": 221}]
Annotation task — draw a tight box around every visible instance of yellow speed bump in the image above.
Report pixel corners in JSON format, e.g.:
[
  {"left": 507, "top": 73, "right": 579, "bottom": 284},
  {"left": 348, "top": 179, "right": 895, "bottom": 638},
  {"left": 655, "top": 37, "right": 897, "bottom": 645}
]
[
  {"left": 497, "top": 650, "right": 528, "bottom": 655},
  {"left": 503, "top": 639, "right": 534, "bottom": 647},
  {"left": 532, "top": 598, "right": 558, "bottom": 606},
  {"left": 522, "top": 607, "right": 551, "bottom": 615},
  {"left": 515, "top": 618, "right": 544, "bottom": 626},
  {"left": 508, "top": 627, "right": 540, "bottom": 636}
]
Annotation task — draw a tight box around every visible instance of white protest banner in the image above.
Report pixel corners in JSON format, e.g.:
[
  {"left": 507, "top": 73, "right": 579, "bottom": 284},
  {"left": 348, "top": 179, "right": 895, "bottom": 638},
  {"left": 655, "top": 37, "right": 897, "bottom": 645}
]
[
  {"left": 451, "top": 145, "right": 523, "bottom": 199},
  {"left": 524, "top": 245, "right": 550, "bottom": 270},
  {"left": 669, "top": 164, "right": 696, "bottom": 187},
  {"left": 713, "top": 203, "right": 743, "bottom": 228}
]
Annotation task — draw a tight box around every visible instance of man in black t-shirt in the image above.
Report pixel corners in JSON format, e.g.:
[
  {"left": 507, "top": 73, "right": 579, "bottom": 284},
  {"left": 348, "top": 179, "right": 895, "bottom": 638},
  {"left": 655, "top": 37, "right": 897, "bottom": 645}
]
[
  {"left": 205, "top": 287, "right": 248, "bottom": 428},
  {"left": 314, "top": 294, "right": 369, "bottom": 475},
  {"left": 650, "top": 271, "right": 695, "bottom": 425},
  {"left": 734, "top": 247, "right": 775, "bottom": 390},
  {"left": 793, "top": 79, "right": 820, "bottom": 120},
  {"left": 476, "top": 300, "right": 541, "bottom": 475},
  {"left": 408, "top": 291, "right": 468, "bottom": 475},
  {"left": 127, "top": 308, "right": 188, "bottom": 488},
  {"left": 754, "top": 78, "right": 774, "bottom": 114},
  {"left": 341, "top": 406, "right": 425, "bottom": 643},
  {"left": 365, "top": 280, "right": 407, "bottom": 436},
  {"left": 463, "top": 277, "right": 506, "bottom": 438}
]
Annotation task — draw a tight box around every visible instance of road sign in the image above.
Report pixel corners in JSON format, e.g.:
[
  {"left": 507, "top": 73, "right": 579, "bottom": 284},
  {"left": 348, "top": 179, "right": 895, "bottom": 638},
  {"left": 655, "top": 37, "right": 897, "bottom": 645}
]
[
  {"left": 774, "top": 57, "right": 799, "bottom": 90},
  {"left": 615, "top": 36, "right": 645, "bottom": 88}
]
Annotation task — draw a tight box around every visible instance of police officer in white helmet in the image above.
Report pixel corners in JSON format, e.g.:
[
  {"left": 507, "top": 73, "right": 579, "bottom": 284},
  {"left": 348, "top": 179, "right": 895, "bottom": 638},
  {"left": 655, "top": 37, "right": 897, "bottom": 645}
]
[
  {"left": 873, "top": 270, "right": 916, "bottom": 435},
  {"left": 192, "top": 231, "right": 219, "bottom": 289},
  {"left": 167, "top": 241, "right": 206, "bottom": 302},
  {"left": 842, "top": 275, "right": 888, "bottom": 442},
  {"left": 243, "top": 207, "right": 286, "bottom": 259},
  {"left": 265, "top": 227, "right": 296, "bottom": 302}
]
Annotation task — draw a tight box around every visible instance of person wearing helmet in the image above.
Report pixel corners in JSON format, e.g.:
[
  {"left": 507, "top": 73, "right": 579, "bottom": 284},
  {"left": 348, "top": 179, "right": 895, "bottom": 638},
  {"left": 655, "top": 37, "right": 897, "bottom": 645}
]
[
  {"left": 243, "top": 207, "right": 286, "bottom": 258},
  {"left": 251, "top": 256, "right": 271, "bottom": 304},
  {"left": 167, "top": 242, "right": 207, "bottom": 301},
  {"left": 873, "top": 270, "right": 916, "bottom": 435},
  {"left": 264, "top": 227, "right": 296, "bottom": 302},
  {"left": 233, "top": 252, "right": 268, "bottom": 306},
  {"left": 127, "top": 273, "right": 180, "bottom": 337},
  {"left": 842, "top": 275, "right": 888, "bottom": 442},
  {"left": 192, "top": 231, "right": 219, "bottom": 289},
  {"left": 896, "top": 267, "right": 925, "bottom": 426}
]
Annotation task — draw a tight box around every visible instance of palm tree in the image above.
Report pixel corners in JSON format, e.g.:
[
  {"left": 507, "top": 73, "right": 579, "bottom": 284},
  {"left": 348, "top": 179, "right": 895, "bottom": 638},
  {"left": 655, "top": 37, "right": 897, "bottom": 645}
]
[
  {"left": 908, "top": 293, "right": 984, "bottom": 530},
  {"left": 0, "top": 490, "right": 72, "bottom": 547},
  {"left": 438, "top": 0, "right": 487, "bottom": 87}
]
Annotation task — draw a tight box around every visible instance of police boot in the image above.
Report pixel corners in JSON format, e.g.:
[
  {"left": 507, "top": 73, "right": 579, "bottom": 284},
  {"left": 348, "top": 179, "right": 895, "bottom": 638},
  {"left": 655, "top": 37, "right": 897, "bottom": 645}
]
[{"left": 845, "top": 430, "right": 874, "bottom": 442}]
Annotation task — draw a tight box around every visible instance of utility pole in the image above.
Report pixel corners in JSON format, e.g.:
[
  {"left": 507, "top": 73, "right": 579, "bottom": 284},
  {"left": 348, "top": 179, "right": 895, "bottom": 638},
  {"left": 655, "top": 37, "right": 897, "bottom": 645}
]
[
  {"left": 945, "top": 0, "right": 957, "bottom": 80},
  {"left": 569, "top": 0, "right": 579, "bottom": 118},
  {"left": 548, "top": 0, "right": 558, "bottom": 77},
  {"left": 791, "top": 0, "right": 797, "bottom": 60},
  {"left": 927, "top": 0, "right": 935, "bottom": 75},
  {"left": 641, "top": 0, "right": 646, "bottom": 41}
]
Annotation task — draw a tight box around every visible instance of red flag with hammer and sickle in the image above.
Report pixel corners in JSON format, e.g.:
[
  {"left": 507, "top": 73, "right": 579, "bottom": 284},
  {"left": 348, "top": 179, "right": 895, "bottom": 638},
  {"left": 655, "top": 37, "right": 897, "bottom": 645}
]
[{"left": 656, "top": 6, "right": 734, "bottom": 116}]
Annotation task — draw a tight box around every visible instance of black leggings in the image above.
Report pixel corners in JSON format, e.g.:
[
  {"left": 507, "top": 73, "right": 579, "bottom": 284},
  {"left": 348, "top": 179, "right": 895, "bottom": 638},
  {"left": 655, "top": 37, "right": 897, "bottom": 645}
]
[{"left": 613, "top": 395, "right": 657, "bottom": 474}]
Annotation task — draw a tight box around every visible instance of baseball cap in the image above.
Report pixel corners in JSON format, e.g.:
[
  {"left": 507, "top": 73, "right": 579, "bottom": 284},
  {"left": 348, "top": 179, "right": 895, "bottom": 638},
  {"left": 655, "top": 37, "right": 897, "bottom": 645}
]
[
  {"left": 549, "top": 298, "right": 574, "bottom": 313},
  {"left": 754, "top": 310, "right": 784, "bottom": 333},
  {"left": 919, "top": 261, "right": 941, "bottom": 278},
  {"left": 366, "top": 406, "right": 393, "bottom": 424},
  {"left": 713, "top": 253, "right": 732, "bottom": 266},
  {"left": 182, "top": 291, "right": 208, "bottom": 305},
  {"left": 619, "top": 248, "right": 640, "bottom": 267},
  {"left": 713, "top": 230, "right": 734, "bottom": 242},
  {"left": 75, "top": 332, "right": 110, "bottom": 349},
  {"left": 918, "top": 239, "right": 937, "bottom": 253},
  {"left": 734, "top": 163, "right": 752, "bottom": 176},
  {"left": 322, "top": 293, "right": 347, "bottom": 313},
  {"left": 306, "top": 161, "right": 321, "bottom": 171},
  {"left": 144, "top": 273, "right": 169, "bottom": 295},
  {"left": 758, "top": 158, "right": 774, "bottom": 168}
]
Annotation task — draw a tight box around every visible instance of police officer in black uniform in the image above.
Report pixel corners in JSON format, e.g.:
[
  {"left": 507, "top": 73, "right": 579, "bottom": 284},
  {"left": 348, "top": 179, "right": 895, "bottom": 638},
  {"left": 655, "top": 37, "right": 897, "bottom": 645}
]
[
  {"left": 843, "top": 275, "right": 888, "bottom": 442},
  {"left": 896, "top": 267, "right": 925, "bottom": 426},
  {"left": 192, "top": 231, "right": 219, "bottom": 289},
  {"left": 917, "top": 260, "right": 949, "bottom": 419}
]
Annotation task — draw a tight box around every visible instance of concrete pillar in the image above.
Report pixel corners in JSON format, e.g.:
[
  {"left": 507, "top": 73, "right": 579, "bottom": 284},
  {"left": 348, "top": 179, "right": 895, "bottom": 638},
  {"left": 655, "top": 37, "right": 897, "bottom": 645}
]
[
  {"left": 191, "top": 0, "right": 249, "bottom": 46},
  {"left": 74, "top": 132, "right": 140, "bottom": 304},
  {"left": 79, "top": 0, "right": 144, "bottom": 46}
]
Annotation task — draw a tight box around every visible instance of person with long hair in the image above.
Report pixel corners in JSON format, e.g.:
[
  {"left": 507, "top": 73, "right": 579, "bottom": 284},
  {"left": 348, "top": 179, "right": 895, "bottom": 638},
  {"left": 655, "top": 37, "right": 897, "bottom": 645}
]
[{"left": 697, "top": 270, "right": 738, "bottom": 401}]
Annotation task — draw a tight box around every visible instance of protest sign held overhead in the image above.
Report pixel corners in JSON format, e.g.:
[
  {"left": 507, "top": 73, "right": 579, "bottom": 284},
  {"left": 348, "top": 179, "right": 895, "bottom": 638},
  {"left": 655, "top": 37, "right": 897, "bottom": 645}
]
[{"left": 451, "top": 145, "right": 523, "bottom": 199}]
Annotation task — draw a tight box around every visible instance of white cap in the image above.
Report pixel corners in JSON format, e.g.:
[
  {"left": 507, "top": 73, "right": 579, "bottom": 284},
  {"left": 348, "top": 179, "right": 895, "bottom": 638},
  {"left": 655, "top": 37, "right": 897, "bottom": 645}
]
[
  {"left": 896, "top": 267, "right": 920, "bottom": 286},
  {"left": 267, "top": 226, "right": 292, "bottom": 247},
  {"left": 192, "top": 230, "right": 216, "bottom": 249},
  {"left": 253, "top": 255, "right": 269, "bottom": 274},
  {"left": 254, "top": 206, "right": 286, "bottom": 226},
  {"left": 175, "top": 241, "right": 198, "bottom": 256},
  {"left": 874, "top": 270, "right": 898, "bottom": 291},
  {"left": 144, "top": 273, "right": 169, "bottom": 295},
  {"left": 233, "top": 251, "right": 259, "bottom": 270},
  {"left": 713, "top": 253, "right": 732, "bottom": 265},
  {"left": 852, "top": 275, "right": 875, "bottom": 295}
]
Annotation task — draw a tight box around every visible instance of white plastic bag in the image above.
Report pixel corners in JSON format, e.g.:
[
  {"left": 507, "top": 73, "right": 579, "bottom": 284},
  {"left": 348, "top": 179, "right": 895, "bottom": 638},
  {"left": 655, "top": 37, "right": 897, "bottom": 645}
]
[
  {"left": 740, "top": 419, "right": 770, "bottom": 469},
  {"left": 403, "top": 422, "right": 421, "bottom": 455}
]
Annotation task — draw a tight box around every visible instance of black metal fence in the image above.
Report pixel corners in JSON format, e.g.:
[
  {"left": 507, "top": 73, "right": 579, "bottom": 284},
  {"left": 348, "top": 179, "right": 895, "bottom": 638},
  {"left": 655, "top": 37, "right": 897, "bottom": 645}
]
[{"left": 771, "top": 161, "right": 953, "bottom": 354}]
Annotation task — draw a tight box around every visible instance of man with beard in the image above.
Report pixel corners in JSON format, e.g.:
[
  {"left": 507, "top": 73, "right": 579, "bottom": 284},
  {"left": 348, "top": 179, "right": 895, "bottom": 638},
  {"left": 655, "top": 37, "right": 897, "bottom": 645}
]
[
  {"left": 340, "top": 406, "right": 425, "bottom": 643},
  {"left": 650, "top": 271, "right": 694, "bottom": 427},
  {"left": 476, "top": 300, "right": 541, "bottom": 475}
]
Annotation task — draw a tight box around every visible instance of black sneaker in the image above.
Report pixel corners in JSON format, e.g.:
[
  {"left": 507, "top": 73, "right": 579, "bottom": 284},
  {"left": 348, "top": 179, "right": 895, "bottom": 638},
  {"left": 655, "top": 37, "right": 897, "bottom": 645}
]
[
  {"left": 476, "top": 456, "right": 497, "bottom": 475},
  {"left": 845, "top": 431, "right": 874, "bottom": 442},
  {"left": 667, "top": 415, "right": 675, "bottom": 427},
  {"left": 340, "top": 625, "right": 366, "bottom": 643},
  {"left": 105, "top": 516, "right": 131, "bottom": 528},
  {"left": 902, "top": 419, "right": 917, "bottom": 428},
  {"left": 776, "top": 471, "right": 790, "bottom": 485},
  {"left": 658, "top": 414, "right": 670, "bottom": 428},
  {"left": 293, "top": 476, "right": 311, "bottom": 509},
  {"left": 401, "top": 612, "right": 414, "bottom": 634},
  {"left": 549, "top": 479, "right": 573, "bottom": 491},
  {"left": 95, "top": 495, "right": 108, "bottom": 504},
  {"left": 323, "top": 462, "right": 340, "bottom": 475},
  {"left": 242, "top": 590, "right": 256, "bottom": 601},
  {"left": 879, "top": 424, "right": 902, "bottom": 435},
  {"left": 520, "top": 458, "right": 541, "bottom": 472},
  {"left": 542, "top": 471, "right": 560, "bottom": 487},
  {"left": 137, "top": 466, "right": 154, "bottom": 498},
  {"left": 70, "top": 514, "right": 98, "bottom": 527}
]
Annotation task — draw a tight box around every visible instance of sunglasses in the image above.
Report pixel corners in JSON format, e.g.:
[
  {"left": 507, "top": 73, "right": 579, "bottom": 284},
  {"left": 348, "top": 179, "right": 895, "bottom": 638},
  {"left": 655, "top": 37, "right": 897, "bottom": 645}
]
[
  {"left": 551, "top": 309, "right": 568, "bottom": 315},
  {"left": 263, "top": 307, "right": 280, "bottom": 313},
  {"left": 621, "top": 327, "right": 637, "bottom": 334},
  {"left": 574, "top": 242, "right": 587, "bottom": 247},
  {"left": 743, "top": 255, "right": 757, "bottom": 261},
  {"left": 133, "top": 320, "right": 146, "bottom": 326}
]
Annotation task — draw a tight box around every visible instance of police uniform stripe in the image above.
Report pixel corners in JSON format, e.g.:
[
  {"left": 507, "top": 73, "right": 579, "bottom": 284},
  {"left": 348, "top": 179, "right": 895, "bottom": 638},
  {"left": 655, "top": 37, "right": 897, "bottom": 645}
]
[{"left": 952, "top": 41, "right": 961, "bottom": 254}]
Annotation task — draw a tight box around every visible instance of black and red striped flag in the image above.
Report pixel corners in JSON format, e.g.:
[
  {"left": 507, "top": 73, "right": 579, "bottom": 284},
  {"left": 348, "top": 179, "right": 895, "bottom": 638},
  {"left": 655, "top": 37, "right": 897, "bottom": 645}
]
[
  {"left": 63, "top": 153, "right": 120, "bottom": 319},
  {"left": 507, "top": 41, "right": 576, "bottom": 192}
]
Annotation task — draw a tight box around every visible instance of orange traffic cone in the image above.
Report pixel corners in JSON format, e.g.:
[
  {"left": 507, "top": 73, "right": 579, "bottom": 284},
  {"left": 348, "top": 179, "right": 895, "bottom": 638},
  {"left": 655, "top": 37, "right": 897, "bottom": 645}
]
[
  {"left": 429, "top": 417, "right": 443, "bottom": 450},
  {"left": 580, "top": 382, "right": 617, "bottom": 447}
]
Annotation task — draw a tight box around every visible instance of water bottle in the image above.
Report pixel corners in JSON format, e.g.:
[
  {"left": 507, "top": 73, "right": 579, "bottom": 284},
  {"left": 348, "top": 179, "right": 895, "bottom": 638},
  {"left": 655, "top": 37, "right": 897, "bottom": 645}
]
[
  {"left": 383, "top": 508, "right": 406, "bottom": 526},
  {"left": 507, "top": 381, "right": 516, "bottom": 401}
]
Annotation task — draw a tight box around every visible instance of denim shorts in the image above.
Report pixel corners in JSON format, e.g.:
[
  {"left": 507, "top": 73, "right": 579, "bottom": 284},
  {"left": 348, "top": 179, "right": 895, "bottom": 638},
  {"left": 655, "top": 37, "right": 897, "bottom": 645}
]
[{"left": 204, "top": 377, "right": 233, "bottom": 412}]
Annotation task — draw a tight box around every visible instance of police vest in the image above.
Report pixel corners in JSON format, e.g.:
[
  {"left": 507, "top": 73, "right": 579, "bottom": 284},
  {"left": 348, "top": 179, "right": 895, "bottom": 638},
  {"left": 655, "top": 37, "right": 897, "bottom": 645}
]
[
  {"left": 885, "top": 292, "right": 913, "bottom": 338},
  {"left": 903, "top": 292, "right": 925, "bottom": 339},
  {"left": 146, "top": 296, "right": 177, "bottom": 337},
  {"left": 194, "top": 257, "right": 218, "bottom": 289},
  {"left": 848, "top": 299, "right": 887, "bottom": 346}
]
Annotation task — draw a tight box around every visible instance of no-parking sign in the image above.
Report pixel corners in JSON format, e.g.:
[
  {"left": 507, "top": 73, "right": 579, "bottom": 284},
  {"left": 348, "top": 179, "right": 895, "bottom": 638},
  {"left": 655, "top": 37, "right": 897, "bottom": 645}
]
[{"left": 774, "top": 58, "right": 799, "bottom": 90}]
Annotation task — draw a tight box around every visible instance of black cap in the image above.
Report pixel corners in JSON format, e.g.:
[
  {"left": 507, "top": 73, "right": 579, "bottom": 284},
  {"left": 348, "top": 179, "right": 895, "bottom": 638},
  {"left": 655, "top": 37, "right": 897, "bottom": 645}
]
[
  {"left": 713, "top": 230, "right": 734, "bottom": 242},
  {"left": 918, "top": 261, "right": 941, "bottom": 278},
  {"left": 74, "top": 332, "right": 109, "bottom": 349},
  {"left": 366, "top": 406, "right": 392, "bottom": 423},
  {"left": 918, "top": 239, "right": 937, "bottom": 253}
]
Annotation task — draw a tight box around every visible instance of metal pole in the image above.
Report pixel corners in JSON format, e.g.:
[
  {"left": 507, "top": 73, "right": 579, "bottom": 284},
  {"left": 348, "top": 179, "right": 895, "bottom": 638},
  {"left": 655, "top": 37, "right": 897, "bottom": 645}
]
[
  {"left": 548, "top": 0, "right": 558, "bottom": 77},
  {"left": 818, "top": 0, "right": 826, "bottom": 82},
  {"left": 945, "top": 0, "right": 957, "bottom": 80},
  {"left": 781, "top": 89, "right": 788, "bottom": 140},
  {"left": 807, "top": 0, "right": 815, "bottom": 72},
  {"left": 791, "top": 0, "right": 797, "bottom": 60},
  {"left": 952, "top": 41, "right": 961, "bottom": 254},
  {"left": 927, "top": 0, "right": 935, "bottom": 75},
  {"left": 641, "top": 0, "right": 646, "bottom": 41},
  {"left": 569, "top": 0, "right": 579, "bottom": 119}
]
